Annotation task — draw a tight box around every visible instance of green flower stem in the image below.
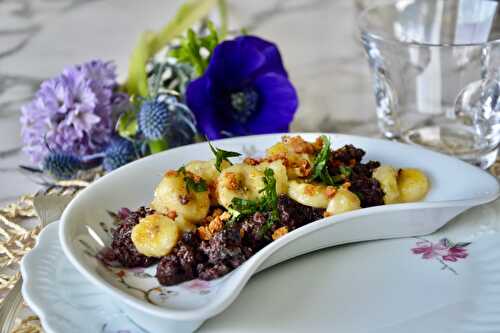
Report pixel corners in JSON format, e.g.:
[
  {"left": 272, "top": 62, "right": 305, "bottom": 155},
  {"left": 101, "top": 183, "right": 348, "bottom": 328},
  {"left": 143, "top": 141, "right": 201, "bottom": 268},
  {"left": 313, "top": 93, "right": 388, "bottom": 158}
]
[{"left": 148, "top": 139, "right": 169, "bottom": 154}]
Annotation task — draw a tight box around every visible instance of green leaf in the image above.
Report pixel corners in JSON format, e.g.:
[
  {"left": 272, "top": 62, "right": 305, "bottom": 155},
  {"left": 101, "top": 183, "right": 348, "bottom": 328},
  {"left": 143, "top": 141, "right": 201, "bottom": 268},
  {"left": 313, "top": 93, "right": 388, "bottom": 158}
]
[
  {"left": 217, "top": 0, "right": 228, "bottom": 39},
  {"left": 124, "top": 0, "right": 218, "bottom": 96},
  {"left": 169, "top": 20, "right": 220, "bottom": 76},
  {"left": 117, "top": 109, "right": 139, "bottom": 138},
  {"left": 208, "top": 141, "right": 241, "bottom": 171},
  {"left": 125, "top": 32, "right": 156, "bottom": 97},
  {"left": 228, "top": 168, "right": 280, "bottom": 237},
  {"left": 226, "top": 207, "right": 241, "bottom": 227},
  {"left": 148, "top": 139, "right": 168, "bottom": 154},
  {"left": 230, "top": 197, "right": 259, "bottom": 215},
  {"left": 339, "top": 166, "right": 352, "bottom": 177},
  {"left": 310, "top": 135, "right": 341, "bottom": 186},
  {"left": 184, "top": 176, "right": 208, "bottom": 193}
]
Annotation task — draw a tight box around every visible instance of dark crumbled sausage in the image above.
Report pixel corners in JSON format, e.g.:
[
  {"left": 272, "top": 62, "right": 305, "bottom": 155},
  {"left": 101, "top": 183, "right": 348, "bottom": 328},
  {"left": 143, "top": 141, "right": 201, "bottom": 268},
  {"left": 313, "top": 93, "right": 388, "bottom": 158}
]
[
  {"left": 156, "top": 196, "right": 326, "bottom": 284},
  {"left": 156, "top": 255, "right": 189, "bottom": 285},
  {"left": 240, "top": 212, "right": 269, "bottom": 249},
  {"left": 349, "top": 176, "right": 385, "bottom": 207},
  {"left": 108, "top": 207, "right": 156, "bottom": 268},
  {"left": 348, "top": 161, "right": 385, "bottom": 207},
  {"left": 200, "top": 227, "right": 247, "bottom": 266},
  {"left": 197, "top": 263, "right": 230, "bottom": 280},
  {"left": 330, "top": 144, "right": 365, "bottom": 165},
  {"left": 277, "top": 195, "right": 325, "bottom": 230}
]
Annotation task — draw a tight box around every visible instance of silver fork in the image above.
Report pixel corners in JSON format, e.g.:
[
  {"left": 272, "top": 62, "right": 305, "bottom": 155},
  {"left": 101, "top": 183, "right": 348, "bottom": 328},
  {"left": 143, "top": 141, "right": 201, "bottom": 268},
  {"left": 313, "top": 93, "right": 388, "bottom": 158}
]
[{"left": 0, "top": 191, "right": 74, "bottom": 333}]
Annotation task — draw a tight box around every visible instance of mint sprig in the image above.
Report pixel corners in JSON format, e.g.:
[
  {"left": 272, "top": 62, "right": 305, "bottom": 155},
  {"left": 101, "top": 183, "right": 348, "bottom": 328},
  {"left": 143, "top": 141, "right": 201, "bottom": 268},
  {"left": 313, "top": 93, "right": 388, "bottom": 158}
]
[{"left": 208, "top": 141, "right": 241, "bottom": 171}]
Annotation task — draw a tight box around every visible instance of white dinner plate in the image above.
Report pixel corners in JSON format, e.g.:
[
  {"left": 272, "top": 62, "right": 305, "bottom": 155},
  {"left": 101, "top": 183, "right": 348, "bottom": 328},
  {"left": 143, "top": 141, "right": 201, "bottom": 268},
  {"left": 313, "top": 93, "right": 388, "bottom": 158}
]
[{"left": 22, "top": 198, "right": 500, "bottom": 333}]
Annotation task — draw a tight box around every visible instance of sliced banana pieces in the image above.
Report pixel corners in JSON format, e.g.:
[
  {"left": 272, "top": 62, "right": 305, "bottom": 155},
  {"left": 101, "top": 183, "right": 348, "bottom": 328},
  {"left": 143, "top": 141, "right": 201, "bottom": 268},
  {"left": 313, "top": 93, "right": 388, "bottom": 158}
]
[
  {"left": 397, "top": 168, "right": 429, "bottom": 202},
  {"left": 217, "top": 164, "right": 265, "bottom": 209},
  {"left": 185, "top": 159, "right": 229, "bottom": 204},
  {"left": 216, "top": 161, "right": 289, "bottom": 209},
  {"left": 151, "top": 171, "right": 210, "bottom": 223},
  {"left": 256, "top": 160, "right": 289, "bottom": 194},
  {"left": 287, "top": 180, "right": 330, "bottom": 208},
  {"left": 266, "top": 141, "right": 315, "bottom": 179},
  {"left": 185, "top": 159, "right": 230, "bottom": 182},
  {"left": 174, "top": 215, "right": 197, "bottom": 232},
  {"left": 131, "top": 214, "right": 179, "bottom": 257},
  {"left": 326, "top": 188, "right": 361, "bottom": 215},
  {"left": 372, "top": 165, "right": 400, "bottom": 204}
]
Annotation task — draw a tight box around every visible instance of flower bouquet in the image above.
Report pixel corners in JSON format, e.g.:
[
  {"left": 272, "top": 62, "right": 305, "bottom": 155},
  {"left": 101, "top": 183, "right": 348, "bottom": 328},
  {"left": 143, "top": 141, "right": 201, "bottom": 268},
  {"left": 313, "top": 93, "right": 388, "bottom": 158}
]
[{"left": 19, "top": 0, "right": 298, "bottom": 180}]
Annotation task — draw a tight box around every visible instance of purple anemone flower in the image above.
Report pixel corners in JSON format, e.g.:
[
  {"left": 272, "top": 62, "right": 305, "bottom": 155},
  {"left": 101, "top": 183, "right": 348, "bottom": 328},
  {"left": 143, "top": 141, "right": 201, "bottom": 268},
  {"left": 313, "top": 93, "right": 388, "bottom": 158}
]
[
  {"left": 20, "top": 60, "right": 125, "bottom": 164},
  {"left": 186, "top": 36, "right": 298, "bottom": 139}
]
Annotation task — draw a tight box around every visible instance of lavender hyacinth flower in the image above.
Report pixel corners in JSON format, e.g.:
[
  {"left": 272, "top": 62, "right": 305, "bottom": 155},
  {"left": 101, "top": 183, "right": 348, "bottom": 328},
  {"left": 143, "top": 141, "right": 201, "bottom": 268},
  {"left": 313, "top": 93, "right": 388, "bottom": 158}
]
[
  {"left": 186, "top": 36, "right": 298, "bottom": 139},
  {"left": 20, "top": 60, "right": 124, "bottom": 164}
]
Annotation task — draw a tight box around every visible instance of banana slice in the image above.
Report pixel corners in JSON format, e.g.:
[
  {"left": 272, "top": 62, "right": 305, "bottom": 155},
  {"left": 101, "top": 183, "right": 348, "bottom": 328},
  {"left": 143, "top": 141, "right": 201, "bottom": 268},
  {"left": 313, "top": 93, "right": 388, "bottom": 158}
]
[
  {"left": 326, "top": 188, "right": 361, "bottom": 215},
  {"left": 131, "top": 214, "right": 180, "bottom": 257},
  {"left": 266, "top": 139, "right": 315, "bottom": 179},
  {"left": 217, "top": 163, "right": 264, "bottom": 209},
  {"left": 185, "top": 159, "right": 230, "bottom": 182},
  {"left": 185, "top": 159, "right": 230, "bottom": 204},
  {"left": 174, "top": 215, "right": 197, "bottom": 232},
  {"left": 256, "top": 160, "right": 289, "bottom": 194},
  {"left": 372, "top": 165, "right": 400, "bottom": 204},
  {"left": 397, "top": 168, "right": 429, "bottom": 202},
  {"left": 151, "top": 171, "right": 210, "bottom": 223},
  {"left": 287, "top": 180, "right": 329, "bottom": 208}
]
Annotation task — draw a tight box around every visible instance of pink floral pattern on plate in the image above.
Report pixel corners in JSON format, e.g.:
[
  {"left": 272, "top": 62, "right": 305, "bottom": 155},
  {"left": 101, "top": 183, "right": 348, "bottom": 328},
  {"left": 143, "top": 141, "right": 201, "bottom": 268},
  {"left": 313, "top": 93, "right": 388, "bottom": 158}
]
[
  {"left": 182, "top": 279, "right": 212, "bottom": 295},
  {"left": 411, "top": 238, "right": 470, "bottom": 275}
]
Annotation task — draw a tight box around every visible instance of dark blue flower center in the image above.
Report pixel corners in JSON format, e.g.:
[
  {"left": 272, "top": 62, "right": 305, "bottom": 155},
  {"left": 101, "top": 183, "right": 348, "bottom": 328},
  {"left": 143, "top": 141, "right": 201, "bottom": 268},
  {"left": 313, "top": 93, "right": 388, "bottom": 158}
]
[{"left": 230, "top": 88, "right": 259, "bottom": 123}]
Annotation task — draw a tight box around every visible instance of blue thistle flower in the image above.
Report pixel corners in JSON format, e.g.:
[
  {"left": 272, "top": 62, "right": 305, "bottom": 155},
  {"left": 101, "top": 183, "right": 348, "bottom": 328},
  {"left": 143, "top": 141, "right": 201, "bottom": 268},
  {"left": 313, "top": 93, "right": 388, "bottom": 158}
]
[
  {"left": 163, "top": 100, "right": 198, "bottom": 148},
  {"left": 137, "top": 97, "right": 198, "bottom": 148},
  {"left": 42, "top": 153, "right": 82, "bottom": 179},
  {"left": 137, "top": 100, "right": 169, "bottom": 140},
  {"left": 102, "top": 138, "right": 138, "bottom": 172}
]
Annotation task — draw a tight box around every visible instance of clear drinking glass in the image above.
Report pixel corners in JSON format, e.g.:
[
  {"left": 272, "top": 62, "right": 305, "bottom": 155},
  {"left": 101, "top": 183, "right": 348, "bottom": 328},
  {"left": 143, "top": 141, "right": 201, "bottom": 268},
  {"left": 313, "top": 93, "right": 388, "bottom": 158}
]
[{"left": 358, "top": 0, "right": 500, "bottom": 168}]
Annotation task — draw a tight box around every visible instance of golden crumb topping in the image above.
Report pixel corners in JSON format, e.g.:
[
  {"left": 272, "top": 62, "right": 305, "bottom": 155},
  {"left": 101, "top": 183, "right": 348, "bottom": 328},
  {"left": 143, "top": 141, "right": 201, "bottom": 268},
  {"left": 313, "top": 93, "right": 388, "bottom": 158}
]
[{"left": 272, "top": 226, "right": 289, "bottom": 240}]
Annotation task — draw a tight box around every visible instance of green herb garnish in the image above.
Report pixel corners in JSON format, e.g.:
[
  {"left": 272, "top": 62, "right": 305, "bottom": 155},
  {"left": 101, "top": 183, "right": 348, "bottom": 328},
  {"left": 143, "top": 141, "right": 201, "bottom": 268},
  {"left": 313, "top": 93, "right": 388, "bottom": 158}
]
[
  {"left": 228, "top": 168, "right": 280, "bottom": 236},
  {"left": 257, "top": 169, "right": 280, "bottom": 236},
  {"left": 339, "top": 166, "right": 352, "bottom": 177},
  {"left": 309, "top": 135, "right": 342, "bottom": 186},
  {"left": 208, "top": 141, "right": 241, "bottom": 171},
  {"left": 178, "top": 166, "right": 207, "bottom": 193},
  {"left": 183, "top": 176, "right": 208, "bottom": 193}
]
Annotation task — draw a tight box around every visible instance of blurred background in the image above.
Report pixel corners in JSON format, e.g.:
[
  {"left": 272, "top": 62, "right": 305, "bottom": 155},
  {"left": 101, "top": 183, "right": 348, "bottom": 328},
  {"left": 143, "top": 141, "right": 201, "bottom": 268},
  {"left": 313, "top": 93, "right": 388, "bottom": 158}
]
[{"left": 0, "top": 0, "right": 376, "bottom": 204}]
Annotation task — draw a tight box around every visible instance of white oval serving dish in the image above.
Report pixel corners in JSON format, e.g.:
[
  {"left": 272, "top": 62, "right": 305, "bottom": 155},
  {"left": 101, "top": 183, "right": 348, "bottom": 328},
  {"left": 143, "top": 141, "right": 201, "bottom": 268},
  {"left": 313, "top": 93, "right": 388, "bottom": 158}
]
[{"left": 59, "top": 133, "right": 499, "bottom": 332}]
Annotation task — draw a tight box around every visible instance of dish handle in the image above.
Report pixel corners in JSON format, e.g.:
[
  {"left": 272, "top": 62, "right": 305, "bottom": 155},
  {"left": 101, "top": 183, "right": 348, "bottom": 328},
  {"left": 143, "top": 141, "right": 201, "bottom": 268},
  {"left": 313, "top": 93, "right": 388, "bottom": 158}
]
[{"left": 257, "top": 205, "right": 469, "bottom": 272}]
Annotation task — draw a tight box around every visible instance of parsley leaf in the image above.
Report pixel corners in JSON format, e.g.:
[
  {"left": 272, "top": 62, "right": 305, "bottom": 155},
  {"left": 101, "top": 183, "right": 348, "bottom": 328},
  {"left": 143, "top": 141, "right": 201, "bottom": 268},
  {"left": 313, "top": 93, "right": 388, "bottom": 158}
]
[
  {"left": 228, "top": 168, "right": 280, "bottom": 236},
  {"left": 178, "top": 166, "right": 207, "bottom": 193},
  {"left": 310, "top": 135, "right": 343, "bottom": 186},
  {"left": 208, "top": 141, "right": 241, "bottom": 171},
  {"left": 311, "top": 135, "right": 331, "bottom": 180},
  {"left": 339, "top": 166, "right": 352, "bottom": 177},
  {"left": 183, "top": 176, "right": 207, "bottom": 193}
]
